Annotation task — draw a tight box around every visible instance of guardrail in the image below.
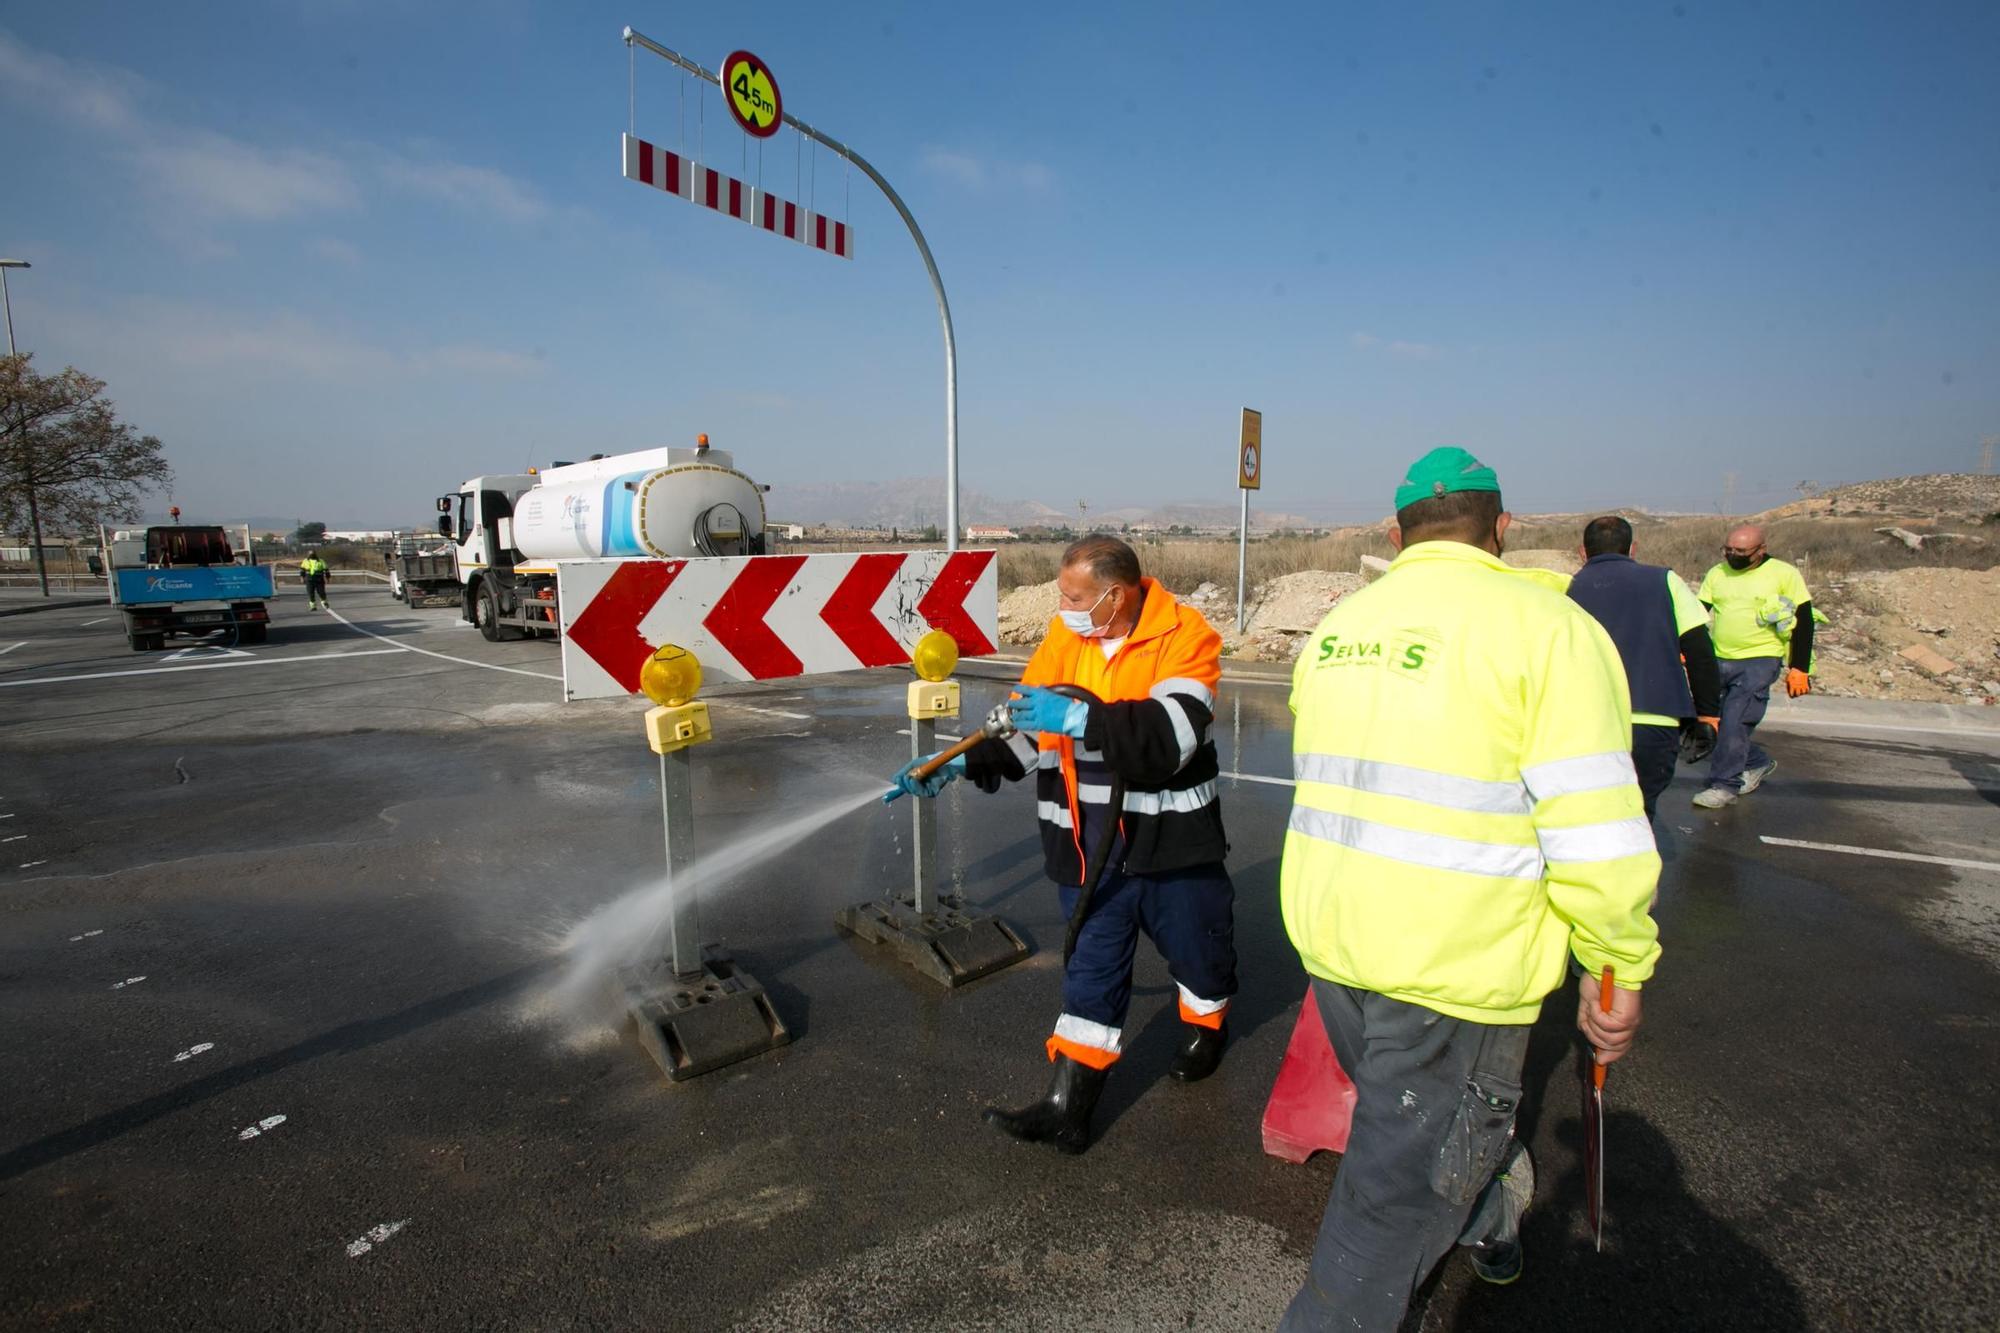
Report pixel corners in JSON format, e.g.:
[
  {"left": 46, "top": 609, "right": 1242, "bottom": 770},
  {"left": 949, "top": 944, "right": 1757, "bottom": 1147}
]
[{"left": 0, "top": 574, "right": 102, "bottom": 591}]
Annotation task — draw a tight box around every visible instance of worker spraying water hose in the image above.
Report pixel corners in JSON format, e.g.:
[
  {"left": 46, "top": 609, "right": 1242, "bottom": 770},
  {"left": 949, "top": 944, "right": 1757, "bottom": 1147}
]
[{"left": 884, "top": 535, "right": 1238, "bottom": 1156}]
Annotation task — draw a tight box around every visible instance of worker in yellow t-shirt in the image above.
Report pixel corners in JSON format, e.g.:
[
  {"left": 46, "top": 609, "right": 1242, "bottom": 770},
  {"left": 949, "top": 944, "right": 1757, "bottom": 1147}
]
[{"left": 1691, "top": 524, "right": 1814, "bottom": 809}]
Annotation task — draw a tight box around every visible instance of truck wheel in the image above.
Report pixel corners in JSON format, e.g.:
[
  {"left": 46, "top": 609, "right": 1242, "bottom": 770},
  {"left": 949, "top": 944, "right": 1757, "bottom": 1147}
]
[
  {"left": 239, "top": 623, "right": 268, "bottom": 645},
  {"left": 130, "top": 633, "right": 164, "bottom": 653},
  {"left": 477, "top": 582, "right": 517, "bottom": 642}
]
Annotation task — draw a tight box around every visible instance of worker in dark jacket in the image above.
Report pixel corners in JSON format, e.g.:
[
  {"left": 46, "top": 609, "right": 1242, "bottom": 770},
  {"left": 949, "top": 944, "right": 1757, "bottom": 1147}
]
[
  {"left": 887, "top": 536, "right": 1237, "bottom": 1155},
  {"left": 1568, "top": 517, "right": 1722, "bottom": 818}
]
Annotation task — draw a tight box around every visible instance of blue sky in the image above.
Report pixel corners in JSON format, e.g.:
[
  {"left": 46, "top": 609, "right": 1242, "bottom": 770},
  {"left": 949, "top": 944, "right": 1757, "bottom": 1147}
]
[{"left": 3, "top": 2, "right": 1996, "bottom": 527}]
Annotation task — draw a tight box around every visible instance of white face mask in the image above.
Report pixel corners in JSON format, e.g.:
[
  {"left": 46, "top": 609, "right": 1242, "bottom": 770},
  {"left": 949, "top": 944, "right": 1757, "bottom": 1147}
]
[{"left": 1059, "top": 586, "right": 1114, "bottom": 638}]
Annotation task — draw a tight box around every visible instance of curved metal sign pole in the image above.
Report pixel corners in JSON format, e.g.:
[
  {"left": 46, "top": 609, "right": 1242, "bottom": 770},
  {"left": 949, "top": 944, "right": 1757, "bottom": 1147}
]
[{"left": 624, "top": 27, "right": 959, "bottom": 553}]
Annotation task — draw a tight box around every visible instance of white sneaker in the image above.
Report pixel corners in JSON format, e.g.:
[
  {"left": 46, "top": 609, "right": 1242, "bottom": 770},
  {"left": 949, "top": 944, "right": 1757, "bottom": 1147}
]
[
  {"left": 1692, "top": 787, "right": 1737, "bottom": 809},
  {"left": 1739, "top": 760, "right": 1777, "bottom": 795}
]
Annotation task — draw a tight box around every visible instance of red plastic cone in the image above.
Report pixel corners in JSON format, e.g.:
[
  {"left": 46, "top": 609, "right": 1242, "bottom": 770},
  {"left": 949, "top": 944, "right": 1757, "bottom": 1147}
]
[{"left": 1261, "top": 985, "right": 1358, "bottom": 1163}]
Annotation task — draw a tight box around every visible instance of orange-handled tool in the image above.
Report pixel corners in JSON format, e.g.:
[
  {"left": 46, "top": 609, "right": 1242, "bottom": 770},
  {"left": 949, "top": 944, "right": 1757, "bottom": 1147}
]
[{"left": 1584, "top": 965, "right": 1614, "bottom": 1251}]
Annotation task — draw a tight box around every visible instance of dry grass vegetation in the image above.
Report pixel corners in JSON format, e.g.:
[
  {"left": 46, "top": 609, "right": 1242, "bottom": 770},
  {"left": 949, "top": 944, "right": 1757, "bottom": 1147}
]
[{"left": 996, "top": 517, "right": 1995, "bottom": 592}]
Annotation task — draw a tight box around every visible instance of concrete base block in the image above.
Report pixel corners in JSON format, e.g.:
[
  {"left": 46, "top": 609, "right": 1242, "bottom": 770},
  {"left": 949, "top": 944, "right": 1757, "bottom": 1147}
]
[
  {"left": 835, "top": 895, "right": 1030, "bottom": 988},
  {"left": 620, "top": 946, "right": 791, "bottom": 1082}
]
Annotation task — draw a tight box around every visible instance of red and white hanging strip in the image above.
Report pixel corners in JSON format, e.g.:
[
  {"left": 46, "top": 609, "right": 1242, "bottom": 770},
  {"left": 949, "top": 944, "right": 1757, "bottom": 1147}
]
[{"left": 622, "top": 133, "right": 852, "bottom": 260}]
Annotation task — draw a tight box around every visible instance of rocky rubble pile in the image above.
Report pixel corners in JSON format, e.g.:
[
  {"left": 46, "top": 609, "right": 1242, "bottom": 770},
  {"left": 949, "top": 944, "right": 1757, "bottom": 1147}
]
[{"left": 1812, "top": 567, "right": 2000, "bottom": 704}]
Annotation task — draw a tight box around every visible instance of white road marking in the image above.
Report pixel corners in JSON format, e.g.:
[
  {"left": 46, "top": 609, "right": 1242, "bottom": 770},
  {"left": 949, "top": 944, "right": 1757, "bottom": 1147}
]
[
  {"left": 714, "top": 702, "right": 812, "bottom": 721},
  {"left": 238, "top": 1114, "right": 287, "bottom": 1140},
  {"left": 2, "top": 834, "right": 24, "bottom": 842},
  {"left": 17, "top": 860, "right": 46, "bottom": 869},
  {"left": 110, "top": 976, "right": 146, "bottom": 989},
  {"left": 0, "top": 641, "right": 26, "bottom": 655},
  {"left": 161, "top": 644, "right": 252, "bottom": 662},
  {"left": 69, "top": 929, "right": 104, "bottom": 941},
  {"left": 1763, "top": 714, "right": 2000, "bottom": 741},
  {"left": 1759, "top": 836, "right": 2000, "bottom": 874},
  {"left": 345, "top": 1219, "right": 410, "bottom": 1258},
  {"left": 327, "top": 610, "right": 561, "bottom": 680},
  {"left": 0, "top": 813, "right": 14, "bottom": 819},
  {"left": 171, "top": 1042, "right": 215, "bottom": 1062},
  {"left": 1224, "top": 770, "right": 1295, "bottom": 787},
  {"left": 80, "top": 617, "right": 112, "bottom": 626},
  {"left": 895, "top": 729, "right": 965, "bottom": 743},
  {"left": 0, "top": 647, "right": 406, "bottom": 690}
]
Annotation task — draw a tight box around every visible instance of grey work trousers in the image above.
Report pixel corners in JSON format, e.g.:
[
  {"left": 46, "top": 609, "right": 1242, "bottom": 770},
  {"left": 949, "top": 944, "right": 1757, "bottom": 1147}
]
[
  {"left": 1278, "top": 980, "right": 1532, "bottom": 1333},
  {"left": 1708, "top": 656, "right": 1782, "bottom": 792}
]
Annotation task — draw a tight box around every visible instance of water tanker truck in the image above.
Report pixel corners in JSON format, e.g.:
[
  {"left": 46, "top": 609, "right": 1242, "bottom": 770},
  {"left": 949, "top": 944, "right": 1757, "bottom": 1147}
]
[{"left": 416, "top": 434, "right": 767, "bottom": 640}]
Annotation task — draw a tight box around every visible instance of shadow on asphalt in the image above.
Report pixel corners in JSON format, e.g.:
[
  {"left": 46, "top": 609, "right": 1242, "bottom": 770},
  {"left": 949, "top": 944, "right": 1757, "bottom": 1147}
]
[
  {"left": 1437, "top": 1110, "right": 1809, "bottom": 1332},
  {"left": 0, "top": 961, "right": 553, "bottom": 1184}
]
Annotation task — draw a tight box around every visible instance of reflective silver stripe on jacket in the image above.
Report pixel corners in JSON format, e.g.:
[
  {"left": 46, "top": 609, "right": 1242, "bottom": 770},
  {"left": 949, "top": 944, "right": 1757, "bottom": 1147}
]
[
  {"left": 1520, "top": 751, "right": 1638, "bottom": 802},
  {"left": 1537, "top": 817, "right": 1656, "bottom": 864},
  {"left": 1287, "top": 805, "right": 1544, "bottom": 880},
  {"left": 1294, "top": 753, "right": 1531, "bottom": 816},
  {"left": 1075, "top": 780, "right": 1218, "bottom": 815},
  {"left": 1036, "top": 799, "right": 1075, "bottom": 829}
]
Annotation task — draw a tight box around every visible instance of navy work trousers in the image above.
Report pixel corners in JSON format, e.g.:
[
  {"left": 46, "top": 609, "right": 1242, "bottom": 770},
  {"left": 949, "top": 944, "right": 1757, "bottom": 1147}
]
[
  {"left": 1709, "top": 656, "right": 1782, "bottom": 792},
  {"left": 1055, "top": 862, "right": 1237, "bottom": 1034},
  {"left": 1632, "top": 722, "right": 1680, "bottom": 819}
]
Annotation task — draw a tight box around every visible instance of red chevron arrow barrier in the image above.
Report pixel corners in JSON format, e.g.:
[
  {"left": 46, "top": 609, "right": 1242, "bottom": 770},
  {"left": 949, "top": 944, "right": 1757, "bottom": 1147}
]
[
  {"left": 565, "top": 559, "right": 686, "bottom": 693},
  {"left": 557, "top": 551, "right": 999, "bottom": 699},
  {"left": 702, "top": 554, "right": 807, "bottom": 680},
  {"left": 918, "top": 551, "right": 998, "bottom": 656},
  {"left": 819, "top": 552, "right": 911, "bottom": 667}
]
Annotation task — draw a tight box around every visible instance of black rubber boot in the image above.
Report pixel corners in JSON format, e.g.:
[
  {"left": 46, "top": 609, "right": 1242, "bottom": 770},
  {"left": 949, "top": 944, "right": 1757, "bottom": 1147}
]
[
  {"left": 1169, "top": 1021, "right": 1228, "bottom": 1083},
  {"left": 982, "top": 1054, "right": 1109, "bottom": 1155}
]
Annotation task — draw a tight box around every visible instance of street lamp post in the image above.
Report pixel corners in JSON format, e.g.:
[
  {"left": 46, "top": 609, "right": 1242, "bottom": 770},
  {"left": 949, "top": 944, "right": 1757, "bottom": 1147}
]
[{"left": 0, "top": 259, "right": 47, "bottom": 596}]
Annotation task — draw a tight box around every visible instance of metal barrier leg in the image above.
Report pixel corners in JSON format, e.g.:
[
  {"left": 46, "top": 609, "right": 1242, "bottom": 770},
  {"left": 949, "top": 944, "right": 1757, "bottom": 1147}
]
[
  {"left": 835, "top": 677, "right": 1029, "bottom": 987},
  {"left": 621, "top": 699, "right": 790, "bottom": 1083}
]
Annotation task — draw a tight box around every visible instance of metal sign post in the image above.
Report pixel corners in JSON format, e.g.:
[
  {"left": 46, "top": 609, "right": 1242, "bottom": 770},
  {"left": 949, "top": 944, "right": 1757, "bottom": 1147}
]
[
  {"left": 1236, "top": 408, "right": 1262, "bottom": 634},
  {"left": 623, "top": 26, "right": 960, "bottom": 551}
]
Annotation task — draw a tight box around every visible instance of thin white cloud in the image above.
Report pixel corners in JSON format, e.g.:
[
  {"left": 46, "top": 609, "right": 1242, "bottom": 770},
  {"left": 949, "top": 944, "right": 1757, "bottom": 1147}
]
[
  {"left": 378, "top": 154, "right": 549, "bottom": 224},
  {"left": 0, "top": 29, "right": 141, "bottom": 132},
  {"left": 415, "top": 343, "right": 546, "bottom": 377},
  {"left": 47, "top": 298, "right": 541, "bottom": 383},
  {"left": 1, "top": 31, "right": 549, "bottom": 238},
  {"left": 307, "top": 236, "right": 364, "bottom": 266},
  {"left": 1351, "top": 331, "right": 1441, "bottom": 361},
  {"left": 144, "top": 131, "right": 360, "bottom": 222},
  {"left": 919, "top": 147, "right": 1054, "bottom": 193}
]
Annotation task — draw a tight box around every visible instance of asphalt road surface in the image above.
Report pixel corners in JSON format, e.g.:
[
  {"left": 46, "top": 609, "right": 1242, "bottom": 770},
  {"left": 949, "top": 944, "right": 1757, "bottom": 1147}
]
[{"left": 2, "top": 586, "right": 1996, "bottom": 1330}]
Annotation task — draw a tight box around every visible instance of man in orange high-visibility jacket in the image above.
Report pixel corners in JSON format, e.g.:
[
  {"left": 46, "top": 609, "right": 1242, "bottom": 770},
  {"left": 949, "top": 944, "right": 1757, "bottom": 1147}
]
[{"left": 887, "top": 535, "right": 1238, "bottom": 1155}]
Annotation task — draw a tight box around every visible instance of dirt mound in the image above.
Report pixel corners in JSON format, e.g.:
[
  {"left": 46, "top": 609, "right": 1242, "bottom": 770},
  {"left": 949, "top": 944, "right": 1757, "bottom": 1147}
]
[
  {"left": 1502, "top": 549, "right": 1582, "bottom": 576},
  {"left": 997, "top": 580, "right": 1060, "bottom": 645},
  {"left": 1757, "top": 474, "right": 2000, "bottom": 523},
  {"left": 1243, "top": 570, "right": 1364, "bottom": 635},
  {"left": 1810, "top": 567, "right": 2000, "bottom": 703}
]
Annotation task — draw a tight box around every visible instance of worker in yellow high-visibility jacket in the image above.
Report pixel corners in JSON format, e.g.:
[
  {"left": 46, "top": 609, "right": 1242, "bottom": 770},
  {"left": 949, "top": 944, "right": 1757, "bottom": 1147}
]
[{"left": 1277, "top": 448, "right": 1662, "bottom": 1332}]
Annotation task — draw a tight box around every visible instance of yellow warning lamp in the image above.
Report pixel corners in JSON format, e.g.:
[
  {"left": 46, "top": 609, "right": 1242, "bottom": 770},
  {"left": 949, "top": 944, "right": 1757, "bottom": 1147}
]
[
  {"left": 911, "top": 629, "right": 959, "bottom": 683},
  {"left": 641, "top": 644, "right": 713, "bottom": 755},
  {"left": 641, "top": 643, "right": 703, "bottom": 706},
  {"left": 908, "top": 630, "right": 961, "bottom": 721}
]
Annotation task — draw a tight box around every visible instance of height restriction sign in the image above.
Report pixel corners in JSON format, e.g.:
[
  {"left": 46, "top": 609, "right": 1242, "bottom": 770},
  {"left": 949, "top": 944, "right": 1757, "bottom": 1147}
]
[
  {"left": 1239, "top": 408, "right": 1262, "bottom": 490},
  {"left": 721, "top": 50, "right": 782, "bottom": 138}
]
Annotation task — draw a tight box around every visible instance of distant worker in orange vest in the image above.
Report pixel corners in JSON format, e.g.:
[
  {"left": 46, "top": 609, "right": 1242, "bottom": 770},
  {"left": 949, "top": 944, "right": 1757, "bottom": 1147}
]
[{"left": 887, "top": 535, "right": 1238, "bottom": 1154}]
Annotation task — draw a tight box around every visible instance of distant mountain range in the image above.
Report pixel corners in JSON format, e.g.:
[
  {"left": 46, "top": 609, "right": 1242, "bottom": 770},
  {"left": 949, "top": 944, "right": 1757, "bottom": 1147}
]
[{"left": 127, "top": 480, "right": 1320, "bottom": 535}]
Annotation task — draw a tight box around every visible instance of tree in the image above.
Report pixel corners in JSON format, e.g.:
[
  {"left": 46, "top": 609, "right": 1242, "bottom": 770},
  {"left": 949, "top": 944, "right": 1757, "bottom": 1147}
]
[
  {"left": 1, "top": 355, "right": 173, "bottom": 596},
  {"left": 295, "top": 521, "right": 328, "bottom": 545}
]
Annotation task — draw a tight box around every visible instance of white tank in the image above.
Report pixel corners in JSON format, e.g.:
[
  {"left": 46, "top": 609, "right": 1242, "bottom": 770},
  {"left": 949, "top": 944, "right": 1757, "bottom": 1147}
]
[{"left": 511, "top": 460, "right": 766, "bottom": 560}]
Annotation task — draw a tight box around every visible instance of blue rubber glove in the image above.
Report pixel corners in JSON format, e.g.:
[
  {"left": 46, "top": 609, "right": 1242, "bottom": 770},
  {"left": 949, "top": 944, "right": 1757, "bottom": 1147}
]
[
  {"left": 1008, "top": 686, "right": 1088, "bottom": 739},
  {"left": 883, "top": 752, "right": 965, "bottom": 803}
]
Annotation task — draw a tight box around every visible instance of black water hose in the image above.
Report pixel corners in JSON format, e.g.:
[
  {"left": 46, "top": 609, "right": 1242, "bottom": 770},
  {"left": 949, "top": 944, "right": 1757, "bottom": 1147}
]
[{"left": 1048, "top": 685, "right": 1121, "bottom": 965}]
